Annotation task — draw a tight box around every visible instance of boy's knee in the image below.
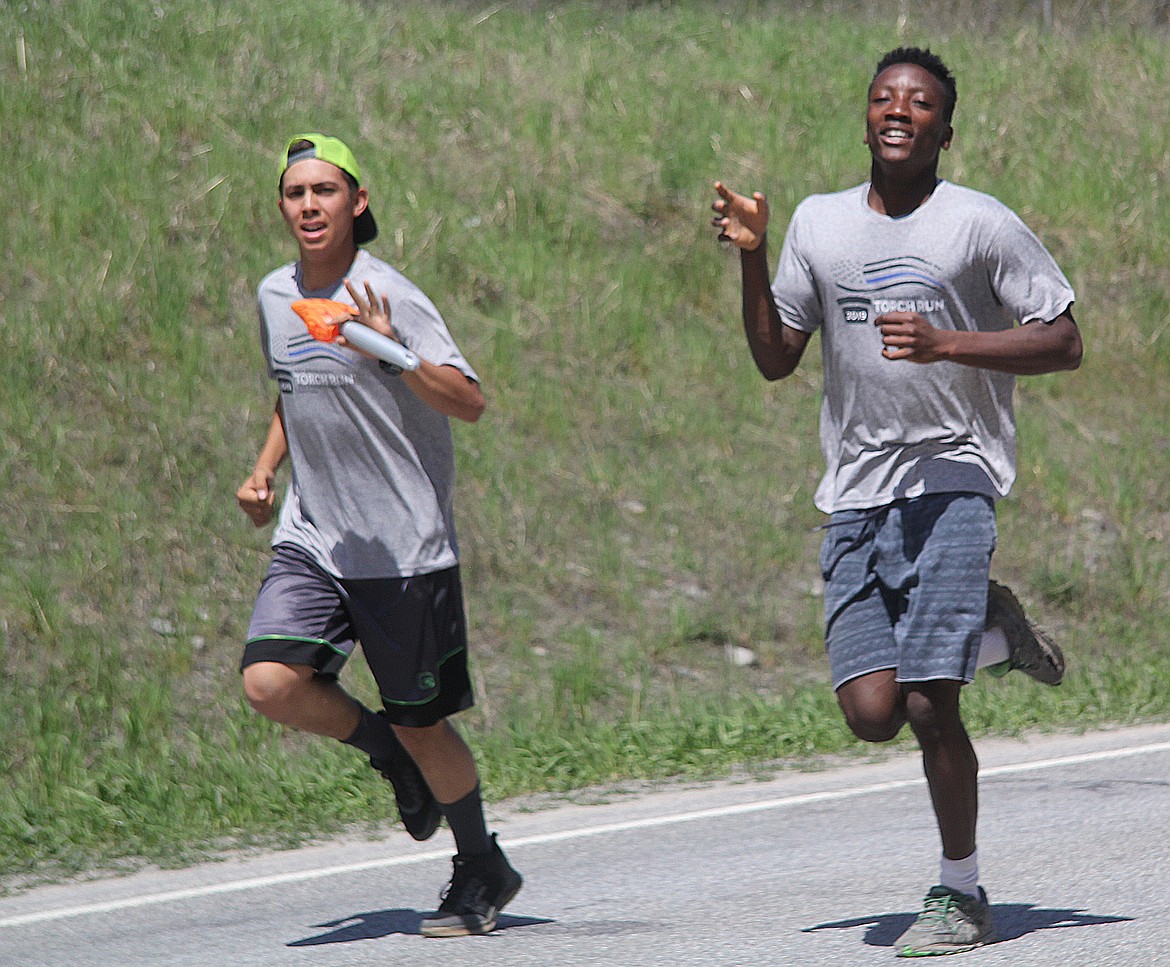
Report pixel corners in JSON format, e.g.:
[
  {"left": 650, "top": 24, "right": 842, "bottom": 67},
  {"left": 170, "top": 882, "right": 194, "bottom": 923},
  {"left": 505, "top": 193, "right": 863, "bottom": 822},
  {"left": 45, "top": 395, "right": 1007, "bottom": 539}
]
[
  {"left": 242, "top": 662, "right": 308, "bottom": 718},
  {"left": 903, "top": 688, "right": 963, "bottom": 744},
  {"left": 843, "top": 710, "right": 903, "bottom": 744},
  {"left": 837, "top": 683, "right": 904, "bottom": 743}
]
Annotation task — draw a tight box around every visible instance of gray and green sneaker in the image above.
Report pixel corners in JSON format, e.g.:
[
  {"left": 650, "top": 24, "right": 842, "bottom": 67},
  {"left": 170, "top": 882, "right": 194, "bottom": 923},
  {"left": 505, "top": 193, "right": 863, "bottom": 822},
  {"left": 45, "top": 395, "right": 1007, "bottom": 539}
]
[
  {"left": 896, "top": 885, "right": 995, "bottom": 957},
  {"left": 984, "top": 579, "right": 1065, "bottom": 685}
]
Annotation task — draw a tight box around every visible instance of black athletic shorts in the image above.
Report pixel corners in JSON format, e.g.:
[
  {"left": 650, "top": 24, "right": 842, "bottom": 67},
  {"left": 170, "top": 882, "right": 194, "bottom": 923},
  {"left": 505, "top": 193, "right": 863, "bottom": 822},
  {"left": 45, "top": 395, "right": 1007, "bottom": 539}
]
[{"left": 241, "top": 543, "right": 473, "bottom": 727}]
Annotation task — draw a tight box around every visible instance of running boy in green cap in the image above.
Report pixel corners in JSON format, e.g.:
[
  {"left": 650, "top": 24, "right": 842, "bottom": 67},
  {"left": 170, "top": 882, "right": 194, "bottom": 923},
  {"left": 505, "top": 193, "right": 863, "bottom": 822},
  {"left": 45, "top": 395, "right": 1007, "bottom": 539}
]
[{"left": 236, "top": 133, "right": 521, "bottom": 938}]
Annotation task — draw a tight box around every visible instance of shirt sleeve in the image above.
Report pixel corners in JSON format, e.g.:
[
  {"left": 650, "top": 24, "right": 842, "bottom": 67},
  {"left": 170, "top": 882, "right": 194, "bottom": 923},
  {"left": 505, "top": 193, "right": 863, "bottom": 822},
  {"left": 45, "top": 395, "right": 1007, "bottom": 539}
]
[
  {"left": 985, "top": 206, "right": 1076, "bottom": 325},
  {"left": 257, "top": 298, "right": 276, "bottom": 380},
  {"left": 770, "top": 200, "right": 825, "bottom": 334},
  {"left": 391, "top": 286, "right": 480, "bottom": 383}
]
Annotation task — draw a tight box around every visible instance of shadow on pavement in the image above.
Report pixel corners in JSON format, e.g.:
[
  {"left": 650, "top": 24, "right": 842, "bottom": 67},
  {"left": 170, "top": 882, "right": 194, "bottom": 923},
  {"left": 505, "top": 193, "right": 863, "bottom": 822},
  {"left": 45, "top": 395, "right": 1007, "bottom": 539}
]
[
  {"left": 803, "top": 901, "right": 1134, "bottom": 948},
  {"left": 288, "top": 908, "right": 554, "bottom": 945}
]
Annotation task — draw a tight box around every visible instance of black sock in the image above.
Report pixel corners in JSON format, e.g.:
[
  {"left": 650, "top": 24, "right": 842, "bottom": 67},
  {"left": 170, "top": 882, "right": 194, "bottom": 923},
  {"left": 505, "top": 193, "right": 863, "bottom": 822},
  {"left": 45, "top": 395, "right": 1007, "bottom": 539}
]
[
  {"left": 341, "top": 704, "right": 400, "bottom": 762},
  {"left": 440, "top": 785, "right": 492, "bottom": 856}
]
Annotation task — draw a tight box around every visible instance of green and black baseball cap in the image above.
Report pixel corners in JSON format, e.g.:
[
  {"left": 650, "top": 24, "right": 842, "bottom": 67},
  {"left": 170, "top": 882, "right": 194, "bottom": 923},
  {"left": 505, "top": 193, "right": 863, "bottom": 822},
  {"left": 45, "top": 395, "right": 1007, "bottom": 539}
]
[{"left": 278, "top": 133, "right": 378, "bottom": 245}]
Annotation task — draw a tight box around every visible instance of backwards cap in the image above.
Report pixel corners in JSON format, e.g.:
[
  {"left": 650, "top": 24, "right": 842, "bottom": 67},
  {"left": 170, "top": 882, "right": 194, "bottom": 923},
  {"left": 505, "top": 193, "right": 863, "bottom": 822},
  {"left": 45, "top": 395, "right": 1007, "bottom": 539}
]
[{"left": 278, "top": 133, "right": 378, "bottom": 245}]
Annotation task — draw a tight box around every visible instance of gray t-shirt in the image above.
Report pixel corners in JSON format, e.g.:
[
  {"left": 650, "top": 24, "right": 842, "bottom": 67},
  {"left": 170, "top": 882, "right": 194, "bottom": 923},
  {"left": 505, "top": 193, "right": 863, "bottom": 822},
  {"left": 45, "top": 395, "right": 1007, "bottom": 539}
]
[
  {"left": 771, "top": 181, "right": 1075, "bottom": 514},
  {"left": 257, "top": 249, "right": 479, "bottom": 578}
]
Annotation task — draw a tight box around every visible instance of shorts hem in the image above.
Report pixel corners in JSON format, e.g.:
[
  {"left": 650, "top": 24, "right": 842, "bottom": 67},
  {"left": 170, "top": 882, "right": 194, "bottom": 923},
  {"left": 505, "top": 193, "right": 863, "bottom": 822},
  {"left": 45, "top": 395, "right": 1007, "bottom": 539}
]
[
  {"left": 833, "top": 664, "right": 896, "bottom": 691},
  {"left": 895, "top": 673, "right": 975, "bottom": 686},
  {"left": 244, "top": 633, "right": 347, "bottom": 656},
  {"left": 377, "top": 645, "right": 474, "bottom": 727},
  {"left": 380, "top": 693, "right": 474, "bottom": 729},
  {"left": 833, "top": 665, "right": 975, "bottom": 690},
  {"left": 239, "top": 637, "right": 347, "bottom": 677}
]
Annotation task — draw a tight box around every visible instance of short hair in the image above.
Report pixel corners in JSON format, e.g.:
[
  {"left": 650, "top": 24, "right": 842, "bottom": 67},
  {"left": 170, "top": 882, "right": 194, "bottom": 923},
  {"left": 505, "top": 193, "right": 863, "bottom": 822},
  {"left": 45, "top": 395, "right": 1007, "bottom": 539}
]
[{"left": 871, "top": 46, "right": 957, "bottom": 123}]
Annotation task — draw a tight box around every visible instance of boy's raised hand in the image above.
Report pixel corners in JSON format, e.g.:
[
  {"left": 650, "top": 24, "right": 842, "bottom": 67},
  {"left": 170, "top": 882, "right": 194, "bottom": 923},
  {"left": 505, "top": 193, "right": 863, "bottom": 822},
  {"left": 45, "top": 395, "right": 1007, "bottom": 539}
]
[
  {"left": 711, "top": 181, "right": 770, "bottom": 251},
  {"left": 341, "top": 278, "right": 399, "bottom": 346}
]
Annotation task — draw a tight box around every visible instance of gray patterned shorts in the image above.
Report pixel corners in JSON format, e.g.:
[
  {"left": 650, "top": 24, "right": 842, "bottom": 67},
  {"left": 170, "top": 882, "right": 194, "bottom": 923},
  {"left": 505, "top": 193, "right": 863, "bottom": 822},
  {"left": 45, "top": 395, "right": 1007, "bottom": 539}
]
[{"left": 819, "top": 493, "right": 996, "bottom": 689}]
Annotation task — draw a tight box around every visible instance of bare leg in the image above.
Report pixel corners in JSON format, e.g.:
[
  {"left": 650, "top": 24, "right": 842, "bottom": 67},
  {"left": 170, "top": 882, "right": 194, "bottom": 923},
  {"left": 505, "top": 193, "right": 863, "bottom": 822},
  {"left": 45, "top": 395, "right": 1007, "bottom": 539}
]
[
  {"left": 835, "top": 668, "right": 906, "bottom": 743},
  {"left": 904, "top": 680, "right": 978, "bottom": 860},
  {"left": 242, "top": 661, "right": 360, "bottom": 739},
  {"left": 241, "top": 662, "right": 478, "bottom": 802},
  {"left": 393, "top": 720, "right": 479, "bottom": 805},
  {"left": 837, "top": 672, "right": 977, "bottom": 859}
]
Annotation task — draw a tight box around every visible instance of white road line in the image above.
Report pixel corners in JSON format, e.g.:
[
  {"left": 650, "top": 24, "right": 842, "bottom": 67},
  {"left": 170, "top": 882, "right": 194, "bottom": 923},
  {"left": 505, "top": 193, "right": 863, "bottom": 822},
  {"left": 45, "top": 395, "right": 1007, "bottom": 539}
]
[{"left": 2, "top": 738, "right": 1167, "bottom": 930}]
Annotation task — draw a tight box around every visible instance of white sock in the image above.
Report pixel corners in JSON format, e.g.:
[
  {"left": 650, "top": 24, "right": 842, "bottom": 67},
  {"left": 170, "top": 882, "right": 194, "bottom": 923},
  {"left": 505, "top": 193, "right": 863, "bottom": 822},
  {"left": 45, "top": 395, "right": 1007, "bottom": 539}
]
[
  {"left": 976, "top": 627, "right": 1009, "bottom": 668},
  {"left": 940, "top": 849, "right": 980, "bottom": 896}
]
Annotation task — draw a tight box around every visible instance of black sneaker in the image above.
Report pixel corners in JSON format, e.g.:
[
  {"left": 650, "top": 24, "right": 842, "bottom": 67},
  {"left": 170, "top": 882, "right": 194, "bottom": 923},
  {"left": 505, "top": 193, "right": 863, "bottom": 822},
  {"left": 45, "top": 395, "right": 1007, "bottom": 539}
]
[
  {"left": 368, "top": 713, "right": 441, "bottom": 842},
  {"left": 420, "top": 834, "right": 523, "bottom": 938}
]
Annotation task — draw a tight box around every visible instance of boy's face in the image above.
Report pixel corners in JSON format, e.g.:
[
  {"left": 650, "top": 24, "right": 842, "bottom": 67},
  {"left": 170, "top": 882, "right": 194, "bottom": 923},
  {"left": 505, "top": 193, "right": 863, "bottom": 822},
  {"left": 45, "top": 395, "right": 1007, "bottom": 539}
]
[
  {"left": 278, "top": 158, "right": 368, "bottom": 257},
  {"left": 864, "top": 62, "right": 953, "bottom": 176}
]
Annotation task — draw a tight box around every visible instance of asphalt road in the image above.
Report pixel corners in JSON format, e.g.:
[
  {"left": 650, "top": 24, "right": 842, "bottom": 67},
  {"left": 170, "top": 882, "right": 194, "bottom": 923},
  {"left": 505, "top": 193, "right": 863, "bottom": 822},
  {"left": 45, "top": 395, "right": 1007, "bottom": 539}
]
[{"left": 1, "top": 722, "right": 1168, "bottom": 966}]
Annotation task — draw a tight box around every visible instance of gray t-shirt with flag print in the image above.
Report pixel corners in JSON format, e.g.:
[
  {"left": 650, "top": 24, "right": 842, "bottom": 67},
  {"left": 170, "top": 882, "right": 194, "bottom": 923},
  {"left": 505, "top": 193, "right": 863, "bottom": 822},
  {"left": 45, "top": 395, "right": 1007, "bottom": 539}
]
[
  {"left": 771, "top": 180, "right": 1075, "bottom": 514},
  {"left": 257, "top": 248, "right": 479, "bottom": 579}
]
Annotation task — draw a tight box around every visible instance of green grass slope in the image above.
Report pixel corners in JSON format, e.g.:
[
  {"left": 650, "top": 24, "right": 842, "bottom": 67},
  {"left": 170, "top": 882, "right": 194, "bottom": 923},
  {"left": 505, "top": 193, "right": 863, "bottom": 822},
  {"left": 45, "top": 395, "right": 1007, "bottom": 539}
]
[{"left": 2, "top": 0, "right": 1168, "bottom": 883}]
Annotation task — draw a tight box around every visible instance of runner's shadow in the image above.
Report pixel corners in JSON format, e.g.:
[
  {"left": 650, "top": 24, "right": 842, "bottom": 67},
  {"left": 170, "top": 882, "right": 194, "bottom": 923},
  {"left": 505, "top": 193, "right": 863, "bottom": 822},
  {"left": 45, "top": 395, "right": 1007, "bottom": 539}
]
[
  {"left": 803, "top": 902, "right": 1134, "bottom": 948},
  {"left": 287, "top": 908, "right": 554, "bottom": 945}
]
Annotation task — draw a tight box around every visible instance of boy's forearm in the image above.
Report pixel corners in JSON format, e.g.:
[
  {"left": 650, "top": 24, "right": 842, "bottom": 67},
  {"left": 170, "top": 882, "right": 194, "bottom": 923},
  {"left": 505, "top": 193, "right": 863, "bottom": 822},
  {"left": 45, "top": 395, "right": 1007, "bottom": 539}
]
[
  {"left": 254, "top": 401, "right": 288, "bottom": 474},
  {"left": 740, "top": 240, "right": 805, "bottom": 381},
  {"left": 940, "top": 314, "right": 1083, "bottom": 375},
  {"left": 402, "top": 363, "right": 486, "bottom": 423}
]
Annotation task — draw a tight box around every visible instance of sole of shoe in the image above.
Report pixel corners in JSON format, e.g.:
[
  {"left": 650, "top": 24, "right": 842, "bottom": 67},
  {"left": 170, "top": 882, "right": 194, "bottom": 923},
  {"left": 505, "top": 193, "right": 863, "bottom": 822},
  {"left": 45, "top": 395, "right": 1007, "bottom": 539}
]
[
  {"left": 896, "top": 937, "right": 992, "bottom": 957},
  {"left": 419, "top": 913, "right": 494, "bottom": 938},
  {"left": 420, "top": 881, "right": 522, "bottom": 939}
]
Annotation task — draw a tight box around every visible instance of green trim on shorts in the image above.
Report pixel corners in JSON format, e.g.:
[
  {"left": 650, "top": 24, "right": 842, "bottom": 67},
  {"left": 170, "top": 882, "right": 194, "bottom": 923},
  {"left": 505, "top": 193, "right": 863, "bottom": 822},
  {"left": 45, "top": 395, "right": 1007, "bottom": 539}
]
[
  {"left": 381, "top": 643, "right": 466, "bottom": 706},
  {"left": 244, "top": 633, "right": 348, "bottom": 658}
]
